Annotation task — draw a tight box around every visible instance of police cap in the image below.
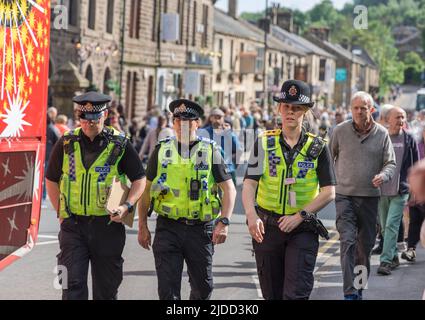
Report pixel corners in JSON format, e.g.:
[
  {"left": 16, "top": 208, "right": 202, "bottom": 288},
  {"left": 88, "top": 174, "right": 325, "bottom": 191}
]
[{"left": 169, "top": 99, "right": 204, "bottom": 120}]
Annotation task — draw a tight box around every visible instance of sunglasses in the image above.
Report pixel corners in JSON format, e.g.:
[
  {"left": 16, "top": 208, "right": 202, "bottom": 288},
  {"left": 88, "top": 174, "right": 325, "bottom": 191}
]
[{"left": 79, "top": 111, "right": 105, "bottom": 121}]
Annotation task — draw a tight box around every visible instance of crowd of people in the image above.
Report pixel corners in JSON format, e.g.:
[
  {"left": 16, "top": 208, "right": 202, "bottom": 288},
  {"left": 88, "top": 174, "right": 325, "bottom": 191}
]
[{"left": 44, "top": 84, "right": 425, "bottom": 300}]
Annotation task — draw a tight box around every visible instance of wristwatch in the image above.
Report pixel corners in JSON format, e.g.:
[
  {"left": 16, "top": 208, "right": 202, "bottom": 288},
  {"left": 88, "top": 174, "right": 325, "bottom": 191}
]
[
  {"left": 124, "top": 201, "right": 134, "bottom": 213},
  {"left": 299, "top": 210, "right": 312, "bottom": 221},
  {"left": 217, "top": 217, "right": 230, "bottom": 226}
]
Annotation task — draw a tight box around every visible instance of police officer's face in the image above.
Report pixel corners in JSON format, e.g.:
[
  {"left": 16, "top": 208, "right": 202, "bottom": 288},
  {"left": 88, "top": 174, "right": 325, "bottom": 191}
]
[
  {"left": 278, "top": 103, "right": 307, "bottom": 128},
  {"left": 80, "top": 110, "right": 108, "bottom": 136},
  {"left": 173, "top": 117, "right": 199, "bottom": 141}
]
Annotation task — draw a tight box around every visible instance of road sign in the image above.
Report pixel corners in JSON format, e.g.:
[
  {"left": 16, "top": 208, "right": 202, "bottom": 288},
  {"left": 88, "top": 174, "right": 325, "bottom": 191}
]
[{"left": 335, "top": 68, "right": 347, "bottom": 82}]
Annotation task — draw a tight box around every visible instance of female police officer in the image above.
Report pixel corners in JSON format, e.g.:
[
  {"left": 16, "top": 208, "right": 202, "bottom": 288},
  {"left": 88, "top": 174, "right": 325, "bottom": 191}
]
[
  {"left": 242, "top": 80, "right": 336, "bottom": 300},
  {"left": 138, "top": 99, "right": 236, "bottom": 300}
]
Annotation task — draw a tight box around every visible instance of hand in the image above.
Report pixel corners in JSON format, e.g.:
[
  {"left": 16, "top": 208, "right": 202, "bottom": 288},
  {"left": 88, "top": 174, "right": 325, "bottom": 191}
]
[
  {"left": 138, "top": 225, "right": 152, "bottom": 250},
  {"left": 247, "top": 215, "right": 265, "bottom": 243},
  {"left": 59, "top": 218, "right": 64, "bottom": 224},
  {"left": 212, "top": 222, "right": 228, "bottom": 245},
  {"left": 372, "top": 174, "right": 384, "bottom": 188},
  {"left": 278, "top": 213, "right": 303, "bottom": 233},
  {"left": 109, "top": 205, "right": 128, "bottom": 223}
]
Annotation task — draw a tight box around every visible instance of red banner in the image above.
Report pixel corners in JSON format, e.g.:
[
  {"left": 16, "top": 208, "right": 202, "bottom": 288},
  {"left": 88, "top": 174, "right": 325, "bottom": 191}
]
[{"left": 0, "top": 0, "right": 50, "bottom": 270}]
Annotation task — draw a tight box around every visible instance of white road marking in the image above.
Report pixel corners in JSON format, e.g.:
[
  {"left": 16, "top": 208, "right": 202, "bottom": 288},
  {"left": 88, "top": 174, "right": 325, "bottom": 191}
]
[
  {"left": 36, "top": 240, "right": 59, "bottom": 246},
  {"left": 37, "top": 235, "right": 58, "bottom": 239}
]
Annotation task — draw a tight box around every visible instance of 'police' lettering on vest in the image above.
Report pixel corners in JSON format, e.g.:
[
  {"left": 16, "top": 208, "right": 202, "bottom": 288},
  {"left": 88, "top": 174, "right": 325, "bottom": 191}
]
[
  {"left": 297, "top": 161, "right": 315, "bottom": 169},
  {"left": 95, "top": 166, "right": 111, "bottom": 173}
]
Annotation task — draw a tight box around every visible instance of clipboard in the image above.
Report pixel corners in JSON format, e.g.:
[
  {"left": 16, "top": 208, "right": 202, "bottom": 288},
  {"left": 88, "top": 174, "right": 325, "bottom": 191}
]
[{"left": 106, "top": 176, "right": 135, "bottom": 228}]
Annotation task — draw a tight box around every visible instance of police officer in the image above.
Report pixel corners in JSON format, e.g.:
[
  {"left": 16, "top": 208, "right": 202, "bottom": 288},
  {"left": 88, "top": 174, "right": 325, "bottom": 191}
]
[
  {"left": 45, "top": 91, "right": 146, "bottom": 300},
  {"left": 138, "top": 99, "right": 236, "bottom": 300},
  {"left": 242, "top": 80, "right": 336, "bottom": 300}
]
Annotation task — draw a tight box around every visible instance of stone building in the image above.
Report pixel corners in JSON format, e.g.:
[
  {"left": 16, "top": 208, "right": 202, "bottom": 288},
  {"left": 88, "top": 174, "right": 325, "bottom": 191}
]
[{"left": 49, "top": 0, "right": 215, "bottom": 122}]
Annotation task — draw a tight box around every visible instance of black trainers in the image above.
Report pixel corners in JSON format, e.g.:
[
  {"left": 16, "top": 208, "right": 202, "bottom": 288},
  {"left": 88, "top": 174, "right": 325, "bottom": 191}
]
[
  {"left": 390, "top": 256, "right": 400, "bottom": 269},
  {"left": 401, "top": 248, "right": 416, "bottom": 262},
  {"left": 377, "top": 262, "right": 392, "bottom": 275}
]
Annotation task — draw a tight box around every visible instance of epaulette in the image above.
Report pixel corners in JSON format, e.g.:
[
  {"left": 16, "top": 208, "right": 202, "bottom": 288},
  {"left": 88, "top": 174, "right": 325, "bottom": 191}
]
[
  {"left": 306, "top": 132, "right": 328, "bottom": 143},
  {"left": 197, "top": 136, "right": 217, "bottom": 146},
  {"left": 157, "top": 136, "right": 175, "bottom": 146},
  {"left": 260, "top": 129, "right": 281, "bottom": 137}
]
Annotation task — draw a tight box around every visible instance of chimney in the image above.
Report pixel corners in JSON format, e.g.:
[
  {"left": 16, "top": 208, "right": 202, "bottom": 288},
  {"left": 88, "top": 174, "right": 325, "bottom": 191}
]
[
  {"left": 276, "top": 10, "right": 293, "bottom": 33},
  {"left": 309, "top": 27, "right": 330, "bottom": 42},
  {"left": 228, "top": 0, "right": 238, "bottom": 19}
]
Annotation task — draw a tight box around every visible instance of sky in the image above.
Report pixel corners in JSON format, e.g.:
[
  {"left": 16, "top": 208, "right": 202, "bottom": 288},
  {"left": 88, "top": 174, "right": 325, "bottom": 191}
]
[{"left": 215, "top": 0, "right": 352, "bottom": 14}]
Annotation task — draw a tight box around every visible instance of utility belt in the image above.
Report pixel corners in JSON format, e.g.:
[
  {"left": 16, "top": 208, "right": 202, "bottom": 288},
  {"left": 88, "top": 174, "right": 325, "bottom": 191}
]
[
  {"left": 62, "top": 214, "right": 110, "bottom": 224},
  {"left": 157, "top": 215, "right": 212, "bottom": 226},
  {"left": 256, "top": 206, "right": 329, "bottom": 239}
]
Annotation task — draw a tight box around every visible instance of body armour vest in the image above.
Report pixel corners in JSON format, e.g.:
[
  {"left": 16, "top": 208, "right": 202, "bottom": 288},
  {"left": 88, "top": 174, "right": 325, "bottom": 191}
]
[
  {"left": 59, "top": 127, "right": 128, "bottom": 218},
  {"left": 256, "top": 130, "right": 324, "bottom": 215},
  {"left": 150, "top": 136, "right": 221, "bottom": 221}
]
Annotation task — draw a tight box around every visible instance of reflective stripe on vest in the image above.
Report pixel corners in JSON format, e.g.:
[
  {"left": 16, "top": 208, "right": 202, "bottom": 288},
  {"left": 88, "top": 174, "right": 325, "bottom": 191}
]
[
  {"left": 256, "top": 134, "right": 320, "bottom": 215},
  {"left": 150, "top": 137, "right": 221, "bottom": 221},
  {"left": 59, "top": 127, "right": 127, "bottom": 218}
]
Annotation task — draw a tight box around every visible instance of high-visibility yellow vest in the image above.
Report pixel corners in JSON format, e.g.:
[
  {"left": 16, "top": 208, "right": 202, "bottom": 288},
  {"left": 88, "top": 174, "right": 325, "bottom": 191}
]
[
  {"left": 256, "top": 130, "right": 323, "bottom": 215},
  {"left": 150, "top": 136, "right": 221, "bottom": 221},
  {"left": 59, "top": 127, "right": 128, "bottom": 218}
]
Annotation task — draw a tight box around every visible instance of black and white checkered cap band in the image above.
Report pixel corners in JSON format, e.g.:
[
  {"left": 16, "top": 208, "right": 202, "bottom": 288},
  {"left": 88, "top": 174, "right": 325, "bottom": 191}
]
[
  {"left": 174, "top": 107, "right": 198, "bottom": 117},
  {"left": 279, "top": 92, "right": 311, "bottom": 103},
  {"left": 79, "top": 103, "right": 108, "bottom": 113}
]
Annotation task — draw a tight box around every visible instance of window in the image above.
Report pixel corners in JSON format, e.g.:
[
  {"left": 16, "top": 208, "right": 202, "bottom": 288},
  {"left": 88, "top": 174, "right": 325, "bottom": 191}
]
[
  {"left": 230, "top": 40, "right": 234, "bottom": 70},
  {"left": 88, "top": 0, "right": 96, "bottom": 30},
  {"left": 240, "top": 43, "right": 245, "bottom": 53},
  {"left": 201, "top": 4, "right": 208, "bottom": 48},
  {"left": 68, "top": 0, "right": 78, "bottom": 27},
  {"left": 192, "top": 1, "right": 197, "bottom": 46},
  {"left": 200, "top": 74, "right": 206, "bottom": 96},
  {"left": 319, "top": 59, "right": 326, "bottom": 81},
  {"left": 281, "top": 56, "right": 284, "bottom": 78},
  {"left": 236, "top": 92, "right": 245, "bottom": 105},
  {"left": 214, "top": 91, "right": 224, "bottom": 106},
  {"left": 178, "top": 0, "right": 185, "bottom": 44},
  {"left": 255, "top": 48, "right": 264, "bottom": 73},
  {"left": 152, "top": 0, "right": 158, "bottom": 41},
  {"left": 106, "top": 0, "right": 114, "bottom": 34},
  {"left": 125, "top": 71, "right": 138, "bottom": 119},
  {"left": 85, "top": 65, "right": 93, "bottom": 83},
  {"left": 268, "top": 53, "right": 272, "bottom": 67},
  {"left": 129, "top": 0, "right": 141, "bottom": 38},
  {"left": 103, "top": 68, "right": 111, "bottom": 94},
  {"left": 218, "top": 39, "right": 223, "bottom": 70}
]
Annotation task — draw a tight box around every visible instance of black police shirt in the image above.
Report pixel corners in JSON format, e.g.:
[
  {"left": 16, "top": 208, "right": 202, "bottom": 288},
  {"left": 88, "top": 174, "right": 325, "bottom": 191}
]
[
  {"left": 46, "top": 129, "right": 145, "bottom": 183},
  {"left": 244, "top": 131, "right": 337, "bottom": 187},
  {"left": 146, "top": 140, "right": 232, "bottom": 183}
]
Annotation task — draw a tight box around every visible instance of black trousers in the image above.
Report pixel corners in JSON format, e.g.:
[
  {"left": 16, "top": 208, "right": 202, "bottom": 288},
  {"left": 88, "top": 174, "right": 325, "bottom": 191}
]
[
  {"left": 57, "top": 216, "right": 126, "bottom": 300},
  {"left": 407, "top": 204, "right": 425, "bottom": 249},
  {"left": 152, "top": 216, "right": 214, "bottom": 300},
  {"left": 252, "top": 213, "right": 319, "bottom": 300}
]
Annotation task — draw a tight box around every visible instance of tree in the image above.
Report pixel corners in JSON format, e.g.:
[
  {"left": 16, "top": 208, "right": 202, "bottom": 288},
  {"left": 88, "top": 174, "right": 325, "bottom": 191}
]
[{"left": 404, "top": 52, "right": 425, "bottom": 73}]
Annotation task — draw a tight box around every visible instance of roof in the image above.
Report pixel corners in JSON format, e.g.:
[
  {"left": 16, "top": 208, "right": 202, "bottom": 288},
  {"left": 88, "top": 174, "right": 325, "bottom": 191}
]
[
  {"left": 214, "top": 9, "right": 304, "bottom": 56},
  {"left": 271, "top": 25, "right": 335, "bottom": 59},
  {"left": 352, "top": 45, "right": 378, "bottom": 69},
  {"left": 322, "top": 40, "right": 365, "bottom": 64},
  {"left": 214, "top": 9, "right": 264, "bottom": 43}
]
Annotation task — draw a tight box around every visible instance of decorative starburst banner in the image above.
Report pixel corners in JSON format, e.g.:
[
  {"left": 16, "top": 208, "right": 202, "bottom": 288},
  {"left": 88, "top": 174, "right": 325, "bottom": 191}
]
[
  {"left": 0, "top": 0, "right": 50, "bottom": 270},
  {"left": 0, "top": 0, "right": 50, "bottom": 138}
]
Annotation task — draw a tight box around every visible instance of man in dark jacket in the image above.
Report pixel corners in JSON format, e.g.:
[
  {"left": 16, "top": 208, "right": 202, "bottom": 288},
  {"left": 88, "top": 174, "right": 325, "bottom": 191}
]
[{"left": 377, "top": 107, "right": 420, "bottom": 276}]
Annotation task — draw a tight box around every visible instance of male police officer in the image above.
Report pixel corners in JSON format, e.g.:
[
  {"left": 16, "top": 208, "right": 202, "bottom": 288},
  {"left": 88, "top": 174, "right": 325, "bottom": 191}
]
[
  {"left": 138, "top": 99, "right": 236, "bottom": 300},
  {"left": 46, "top": 91, "right": 146, "bottom": 300},
  {"left": 243, "top": 80, "right": 336, "bottom": 300}
]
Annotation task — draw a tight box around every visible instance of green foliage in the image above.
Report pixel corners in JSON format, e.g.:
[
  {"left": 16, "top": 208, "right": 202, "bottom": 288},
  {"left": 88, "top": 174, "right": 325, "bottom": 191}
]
[
  {"left": 238, "top": 0, "right": 425, "bottom": 93},
  {"left": 106, "top": 79, "right": 121, "bottom": 96},
  {"left": 404, "top": 52, "right": 425, "bottom": 73},
  {"left": 240, "top": 11, "right": 265, "bottom": 22}
]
